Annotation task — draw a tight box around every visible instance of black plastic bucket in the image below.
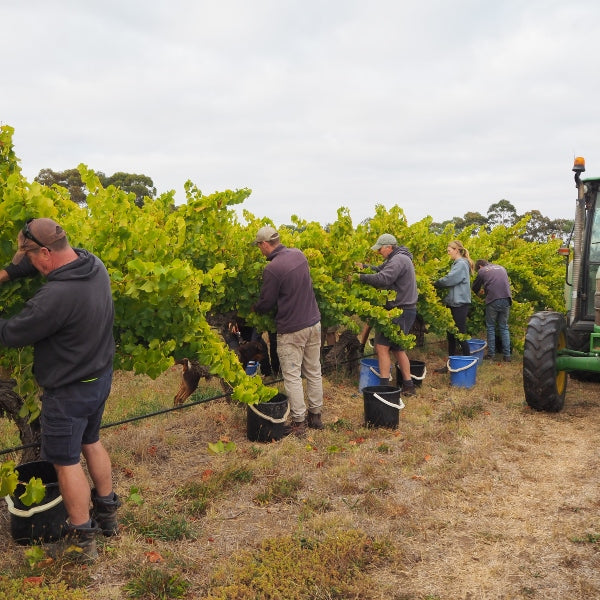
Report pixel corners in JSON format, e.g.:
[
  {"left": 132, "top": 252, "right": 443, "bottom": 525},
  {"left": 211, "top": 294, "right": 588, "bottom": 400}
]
[
  {"left": 395, "top": 360, "right": 427, "bottom": 387},
  {"left": 246, "top": 393, "right": 289, "bottom": 442},
  {"left": 7, "top": 460, "right": 68, "bottom": 545},
  {"left": 363, "top": 385, "right": 404, "bottom": 429}
]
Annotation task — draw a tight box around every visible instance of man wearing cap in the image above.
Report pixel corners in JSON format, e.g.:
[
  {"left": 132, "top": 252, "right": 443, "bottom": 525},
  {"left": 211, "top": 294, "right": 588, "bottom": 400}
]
[
  {"left": 0, "top": 218, "right": 119, "bottom": 561},
  {"left": 355, "top": 234, "right": 418, "bottom": 396},
  {"left": 252, "top": 225, "right": 324, "bottom": 435}
]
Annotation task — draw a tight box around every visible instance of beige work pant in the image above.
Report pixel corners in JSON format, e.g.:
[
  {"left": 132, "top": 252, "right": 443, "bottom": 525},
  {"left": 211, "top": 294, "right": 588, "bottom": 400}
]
[{"left": 277, "top": 322, "right": 324, "bottom": 422}]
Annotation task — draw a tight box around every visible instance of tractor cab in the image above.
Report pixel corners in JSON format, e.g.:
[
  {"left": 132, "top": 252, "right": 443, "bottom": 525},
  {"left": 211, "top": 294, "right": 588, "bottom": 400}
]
[{"left": 523, "top": 158, "right": 600, "bottom": 412}]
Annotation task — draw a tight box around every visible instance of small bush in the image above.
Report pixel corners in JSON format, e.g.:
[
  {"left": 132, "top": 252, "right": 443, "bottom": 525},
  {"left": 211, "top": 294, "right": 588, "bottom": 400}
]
[
  {"left": 253, "top": 475, "right": 303, "bottom": 505},
  {"left": 206, "top": 529, "right": 396, "bottom": 599},
  {"left": 121, "top": 513, "right": 197, "bottom": 542},
  {"left": 440, "top": 401, "right": 484, "bottom": 422},
  {"left": 123, "top": 567, "right": 189, "bottom": 599},
  {"left": 0, "top": 576, "right": 88, "bottom": 600}
]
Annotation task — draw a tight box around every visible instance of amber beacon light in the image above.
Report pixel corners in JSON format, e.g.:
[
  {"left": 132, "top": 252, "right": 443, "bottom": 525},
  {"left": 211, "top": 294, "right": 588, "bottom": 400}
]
[{"left": 573, "top": 156, "right": 586, "bottom": 172}]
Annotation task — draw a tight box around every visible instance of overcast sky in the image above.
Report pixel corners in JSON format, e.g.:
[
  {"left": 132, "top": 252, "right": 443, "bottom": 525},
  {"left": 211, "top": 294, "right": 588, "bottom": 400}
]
[{"left": 4, "top": 0, "right": 600, "bottom": 227}]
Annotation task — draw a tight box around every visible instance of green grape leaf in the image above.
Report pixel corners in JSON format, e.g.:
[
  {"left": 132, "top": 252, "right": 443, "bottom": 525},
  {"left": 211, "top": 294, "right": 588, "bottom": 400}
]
[
  {"left": 19, "top": 477, "right": 46, "bottom": 507},
  {"left": 0, "top": 461, "right": 18, "bottom": 497}
]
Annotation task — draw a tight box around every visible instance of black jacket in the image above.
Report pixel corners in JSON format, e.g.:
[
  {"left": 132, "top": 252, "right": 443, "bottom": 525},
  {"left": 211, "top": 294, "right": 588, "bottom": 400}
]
[{"left": 0, "top": 249, "right": 115, "bottom": 388}]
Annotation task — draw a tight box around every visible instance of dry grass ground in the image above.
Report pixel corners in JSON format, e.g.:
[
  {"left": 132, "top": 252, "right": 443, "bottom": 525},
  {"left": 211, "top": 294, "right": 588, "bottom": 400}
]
[{"left": 1, "top": 340, "right": 600, "bottom": 599}]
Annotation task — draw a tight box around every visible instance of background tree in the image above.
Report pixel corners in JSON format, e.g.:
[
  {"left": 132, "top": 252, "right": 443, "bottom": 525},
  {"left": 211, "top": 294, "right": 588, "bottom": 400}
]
[
  {"left": 35, "top": 168, "right": 157, "bottom": 208},
  {"left": 548, "top": 218, "right": 574, "bottom": 244},
  {"left": 462, "top": 211, "right": 488, "bottom": 234},
  {"left": 96, "top": 172, "right": 157, "bottom": 208},
  {"left": 34, "top": 168, "right": 87, "bottom": 206},
  {"left": 487, "top": 199, "right": 518, "bottom": 229},
  {"left": 520, "top": 210, "right": 552, "bottom": 242}
]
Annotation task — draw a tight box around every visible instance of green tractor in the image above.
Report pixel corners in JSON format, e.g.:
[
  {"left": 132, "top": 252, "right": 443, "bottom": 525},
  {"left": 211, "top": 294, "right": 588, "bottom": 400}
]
[{"left": 523, "top": 157, "right": 600, "bottom": 411}]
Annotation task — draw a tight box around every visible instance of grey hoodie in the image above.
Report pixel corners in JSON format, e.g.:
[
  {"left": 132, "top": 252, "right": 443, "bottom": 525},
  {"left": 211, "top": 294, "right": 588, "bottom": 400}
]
[
  {"left": 0, "top": 249, "right": 115, "bottom": 388},
  {"left": 359, "top": 246, "right": 418, "bottom": 309}
]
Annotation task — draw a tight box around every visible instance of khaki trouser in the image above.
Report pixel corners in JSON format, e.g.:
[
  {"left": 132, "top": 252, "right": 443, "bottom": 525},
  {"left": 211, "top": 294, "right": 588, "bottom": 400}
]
[{"left": 277, "top": 322, "right": 324, "bottom": 422}]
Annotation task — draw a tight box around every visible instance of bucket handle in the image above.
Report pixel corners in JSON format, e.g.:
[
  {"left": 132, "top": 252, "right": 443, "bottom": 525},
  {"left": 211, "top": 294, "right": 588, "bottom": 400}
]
[
  {"left": 369, "top": 366, "right": 392, "bottom": 381},
  {"left": 373, "top": 393, "right": 405, "bottom": 411},
  {"left": 470, "top": 340, "right": 488, "bottom": 354},
  {"left": 447, "top": 357, "right": 478, "bottom": 373},
  {"left": 411, "top": 366, "right": 427, "bottom": 382},
  {"left": 248, "top": 401, "right": 291, "bottom": 424},
  {"left": 4, "top": 493, "right": 63, "bottom": 518}
]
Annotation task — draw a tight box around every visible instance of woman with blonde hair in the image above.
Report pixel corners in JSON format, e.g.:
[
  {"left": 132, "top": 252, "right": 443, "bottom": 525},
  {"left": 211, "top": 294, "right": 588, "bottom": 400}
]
[{"left": 433, "top": 240, "right": 474, "bottom": 358}]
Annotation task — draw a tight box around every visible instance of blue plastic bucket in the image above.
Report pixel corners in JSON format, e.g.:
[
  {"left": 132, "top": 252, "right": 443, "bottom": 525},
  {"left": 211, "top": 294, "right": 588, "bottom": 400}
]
[
  {"left": 245, "top": 361, "right": 259, "bottom": 375},
  {"left": 466, "top": 339, "right": 487, "bottom": 366},
  {"left": 359, "top": 358, "right": 389, "bottom": 392},
  {"left": 448, "top": 356, "right": 478, "bottom": 388}
]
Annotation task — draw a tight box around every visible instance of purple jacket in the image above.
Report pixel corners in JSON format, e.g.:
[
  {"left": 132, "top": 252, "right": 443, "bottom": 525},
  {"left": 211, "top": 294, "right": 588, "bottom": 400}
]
[
  {"left": 472, "top": 263, "right": 512, "bottom": 304},
  {"left": 254, "top": 244, "right": 321, "bottom": 334}
]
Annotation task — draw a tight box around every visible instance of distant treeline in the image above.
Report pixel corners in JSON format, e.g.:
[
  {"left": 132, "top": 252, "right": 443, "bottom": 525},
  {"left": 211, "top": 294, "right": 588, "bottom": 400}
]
[{"left": 428, "top": 199, "right": 573, "bottom": 243}]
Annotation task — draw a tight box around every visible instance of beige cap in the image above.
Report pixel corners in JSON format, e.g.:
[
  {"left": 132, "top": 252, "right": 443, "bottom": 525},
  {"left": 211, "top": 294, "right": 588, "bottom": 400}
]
[
  {"left": 253, "top": 226, "right": 279, "bottom": 245},
  {"left": 371, "top": 233, "right": 397, "bottom": 251},
  {"left": 13, "top": 218, "right": 67, "bottom": 264}
]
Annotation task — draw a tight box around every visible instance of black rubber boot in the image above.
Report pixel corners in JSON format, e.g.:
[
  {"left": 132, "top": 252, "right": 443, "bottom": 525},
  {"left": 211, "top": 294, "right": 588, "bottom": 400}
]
[
  {"left": 92, "top": 489, "right": 122, "bottom": 536},
  {"left": 283, "top": 420, "right": 307, "bottom": 437},
  {"left": 50, "top": 519, "right": 101, "bottom": 563},
  {"left": 307, "top": 412, "right": 324, "bottom": 430},
  {"left": 402, "top": 381, "right": 416, "bottom": 397}
]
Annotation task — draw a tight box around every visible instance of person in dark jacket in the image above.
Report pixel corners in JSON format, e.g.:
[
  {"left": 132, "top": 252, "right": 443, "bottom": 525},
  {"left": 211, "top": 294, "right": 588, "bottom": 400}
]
[
  {"left": 252, "top": 226, "right": 324, "bottom": 436},
  {"left": 0, "top": 218, "right": 119, "bottom": 562},
  {"left": 356, "top": 234, "right": 418, "bottom": 396},
  {"left": 472, "top": 259, "right": 512, "bottom": 362}
]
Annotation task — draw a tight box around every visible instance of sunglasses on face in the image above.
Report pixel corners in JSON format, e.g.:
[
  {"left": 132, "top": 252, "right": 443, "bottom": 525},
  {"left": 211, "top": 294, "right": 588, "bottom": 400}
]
[{"left": 22, "top": 218, "right": 47, "bottom": 249}]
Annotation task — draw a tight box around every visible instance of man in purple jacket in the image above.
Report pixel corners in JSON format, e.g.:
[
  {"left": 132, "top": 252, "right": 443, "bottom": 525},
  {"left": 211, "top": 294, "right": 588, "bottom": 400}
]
[
  {"left": 252, "top": 226, "right": 324, "bottom": 436},
  {"left": 472, "top": 259, "right": 512, "bottom": 362}
]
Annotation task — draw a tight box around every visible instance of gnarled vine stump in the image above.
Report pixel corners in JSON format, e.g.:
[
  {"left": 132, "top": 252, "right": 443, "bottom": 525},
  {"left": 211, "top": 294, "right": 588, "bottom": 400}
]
[{"left": 0, "top": 379, "right": 40, "bottom": 463}]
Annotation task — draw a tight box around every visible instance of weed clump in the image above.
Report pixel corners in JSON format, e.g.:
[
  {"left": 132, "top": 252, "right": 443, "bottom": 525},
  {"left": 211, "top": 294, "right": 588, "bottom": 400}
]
[
  {"left": 0, "top": 576, "right": 88, "bottom": 600},
  {"left": 206, "top": 529, "right": 396, "bottom": 599},
  {"left": 123, "top": 566, "right": 189, "bottom": 599},
  {"left": 253, "top": 475, "right": 303, "bottom": 505}
]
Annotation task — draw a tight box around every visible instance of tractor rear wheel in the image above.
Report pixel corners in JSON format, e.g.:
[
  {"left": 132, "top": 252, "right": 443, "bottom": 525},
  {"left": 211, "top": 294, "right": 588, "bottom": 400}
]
[{"left": 523, "top": 311, "right": 567, "bottom": 412}]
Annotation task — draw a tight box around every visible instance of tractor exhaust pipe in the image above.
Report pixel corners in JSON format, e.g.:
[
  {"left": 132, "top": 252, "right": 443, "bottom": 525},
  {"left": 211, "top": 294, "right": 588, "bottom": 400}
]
[{"left": 570, "top": 159, "right": 586, "bottom": 326}]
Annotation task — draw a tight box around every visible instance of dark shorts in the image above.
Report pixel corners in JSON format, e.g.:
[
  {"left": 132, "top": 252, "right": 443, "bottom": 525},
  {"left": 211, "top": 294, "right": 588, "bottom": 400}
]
[
  {"left": 40, "top": 370, "right": 113, "bottom": 466},
  {"left": 374, "top": 308, "right": 417, "bottom": 351}
]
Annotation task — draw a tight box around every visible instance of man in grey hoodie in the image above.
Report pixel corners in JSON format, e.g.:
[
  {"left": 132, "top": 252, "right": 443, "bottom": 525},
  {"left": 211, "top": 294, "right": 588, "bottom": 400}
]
[
  {"left": 0, "top": 218, "right": 119, "bottom": 562},
  {"left": 356, "top": 234, "right": 418, "bottom": 396}
]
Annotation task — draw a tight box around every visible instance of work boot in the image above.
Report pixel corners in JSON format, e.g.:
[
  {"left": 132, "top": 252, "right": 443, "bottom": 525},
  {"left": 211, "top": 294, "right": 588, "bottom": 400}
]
[
  {"left": 401, "top": 381, "right": 416, "bottom": 397},
  {"left": 91, "top": 489, "right": 121, "bottom": 536},
  {"left": 483, "top": 354, "right": 495, "bottom": 361},
  {"left": 307, "top": 412, "right": 324, "bottom": 430},
  {"left": 51, "top": 519, "right": 101, "bottom": 563},
  {"left": 283, "top": 420, "right": 307, "bottom": 437},
  {"left": 503, "top": 355, "right": 511, "bottom": 363}
]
